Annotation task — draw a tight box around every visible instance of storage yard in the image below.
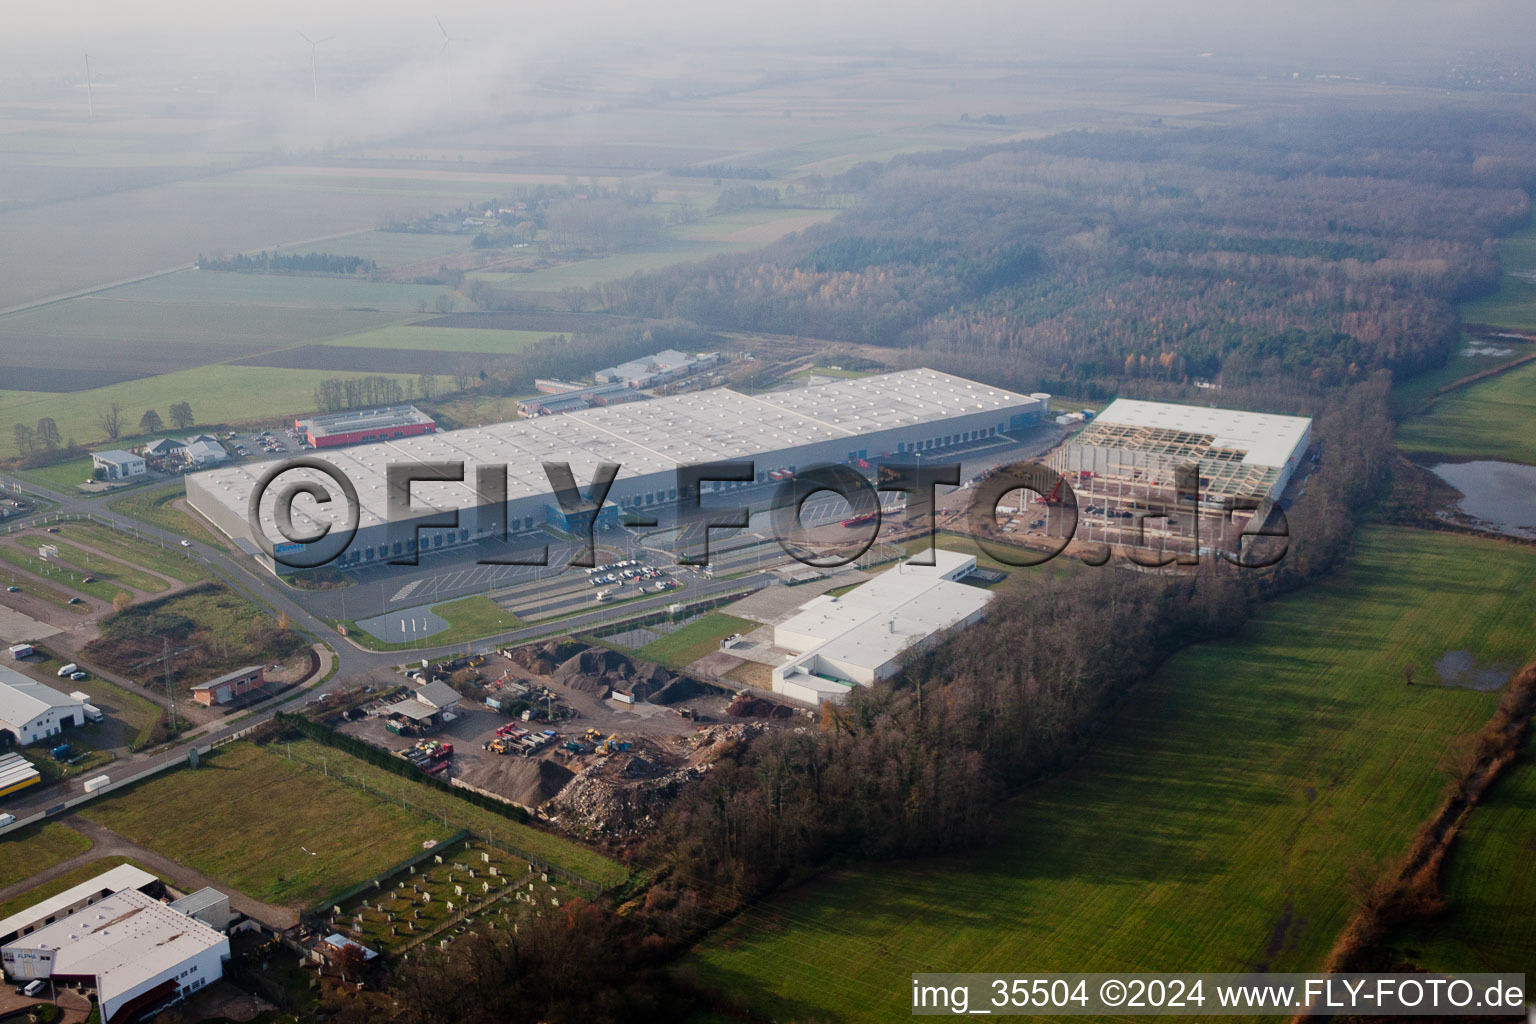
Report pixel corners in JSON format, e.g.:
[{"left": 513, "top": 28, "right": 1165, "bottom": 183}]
[{"left": 335, "top": 636, "right": 794, "bottom": 832}]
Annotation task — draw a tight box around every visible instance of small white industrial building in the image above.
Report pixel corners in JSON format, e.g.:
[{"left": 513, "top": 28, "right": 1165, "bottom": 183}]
[
  {"left": 1, "top": 888, "right": 229, "bottom": 1024},
  {"left": 0, "top": 665, "right": 86, "bottom": 746},
  {"left": 90, "top": 451, "right": 145, "bottom": 481},
  {"left": 771, "top": 549, "right": 993, "bottom": 705}
]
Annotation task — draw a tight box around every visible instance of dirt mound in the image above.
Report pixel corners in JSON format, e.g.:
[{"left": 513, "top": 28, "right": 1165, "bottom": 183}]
[
  {"left": 648, "top": 675, "right": 724, "bottom": 705},
  {"left": 727, "top": 693, "right": 794, "bottom": 719},
  {"left": 461, "top": 757, "right": 575, "bottom": 809},
  {"left": 506, "top": 637, "right": 586, "bottom": 676}
]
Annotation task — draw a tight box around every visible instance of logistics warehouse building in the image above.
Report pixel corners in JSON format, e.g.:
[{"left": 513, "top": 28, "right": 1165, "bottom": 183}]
[
  {"left": 1045, "top": 398, "right": 1312, "bottom": 557},
  {"left": 187, "top": 370, "right": 1050, "bottom": 575}
]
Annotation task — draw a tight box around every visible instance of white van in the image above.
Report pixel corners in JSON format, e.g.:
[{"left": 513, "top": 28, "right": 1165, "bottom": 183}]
[
  {"left": 57, "top": 663, "right": 78, "bottom": 677},
  {"left": 23, "top": 979, "right": 45, "bottom": 997}
]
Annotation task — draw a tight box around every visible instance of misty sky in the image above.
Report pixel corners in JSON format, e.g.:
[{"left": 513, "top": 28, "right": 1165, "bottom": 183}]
[{"left": 15, "top": 0, "right": 1536, "bottom": 62}]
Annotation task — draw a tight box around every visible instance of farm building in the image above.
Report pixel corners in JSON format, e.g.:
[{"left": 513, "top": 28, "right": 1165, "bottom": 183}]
[
  {"left": 0, "top": 752, "right": 41, "bottom": 799},
  {"left": 0, "top": 865, "right": 161, "bottom": 946},
  {"left": 0, "top": 665, "right": 86, "bottom": 745},
  {"left": 771, "top": 549, "right": 993, "bottom": 705},
  {"left": 1045, "top": 398, "right": 1312, "bottom": 556},
  {"left": 0, "top": 888, "right": 229, "bottom": 1024},
  {"left": 189, "top": 666, "right": 264, "bottom": 707},
  {"left": 296, "top": 405, "right": 437, "bottom": 449},
  {"left": 186, "top": 369, "right": 1050, "bottom": 575},
  {"left": 90, "top": 451, "right": 145, "bottom": 481}
]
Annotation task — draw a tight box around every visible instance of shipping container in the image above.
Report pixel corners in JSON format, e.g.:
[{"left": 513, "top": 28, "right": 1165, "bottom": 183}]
[{"left": 83, "top": 774, "right": 111, "bottom": 793}]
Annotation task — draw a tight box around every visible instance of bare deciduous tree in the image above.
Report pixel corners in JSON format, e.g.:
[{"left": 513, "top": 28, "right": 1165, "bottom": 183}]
[{"left": 97, "top": 402, "right": 123, "bottom": 441}]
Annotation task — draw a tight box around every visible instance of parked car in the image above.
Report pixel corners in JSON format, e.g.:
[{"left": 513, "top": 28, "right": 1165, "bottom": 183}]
[
  {"left": 70, "top": 670, "right": 88, "bottom": 681},
  {"left": 67, "top": 597, "right": 83, "bottom": 605},
  {"left": 5, "top": 586, "right": 18, "bottom": 592}
]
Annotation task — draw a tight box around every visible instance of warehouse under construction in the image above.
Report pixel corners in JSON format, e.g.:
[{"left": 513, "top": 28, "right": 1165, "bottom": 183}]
[{"left": 1043, "top": 398, "right": 1312, "bottom": 557}]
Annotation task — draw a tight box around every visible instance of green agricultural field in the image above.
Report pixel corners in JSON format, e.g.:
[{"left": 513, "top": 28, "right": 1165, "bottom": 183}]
[
  {"left": 0, "top": 171, "right": 499, "bottom": 310},
  {"left": 0, "top": 857, "right": 161, "bottom": 921},
  {"left": 324, "top": 324, "right": 553, "bottom": 354},
  {"left": 109, "top": 483, "right": 226, "bottom": 549},
  {"left": 1391, "top": 745, "right": 1536, "bottom": 976},
  {"left": 1395, "top": 359, "right": 1536, "bottom": 465},
  {"left": 0, "top": 821, "right": 93, "bottom": 893},
  {"left": 113, "top": 269, "right": 455, "bottom": 314},
  {"left": 690, "top": 528, "right": 1536, "bottom": 1022},
  {"left": 1389, "top": 338, "right": 1535, "bottom": 416},
  {"left": 77, "top": 742, "right": 448, "bottom": 908},
  {"left": 276, "top": 738, "right": 628, "bottom": 888},
  {"left": 0, "top": 365, "right": 418, "bottom": 458},
  {"left": 634, "top": 613, "right": 755, "bottom": 669},
  {"left": 1460, "top": 222, "right": 1536, "bottom": 331},
  {"left": 313, "top": 229, "right": 478, "bottom": 269}
]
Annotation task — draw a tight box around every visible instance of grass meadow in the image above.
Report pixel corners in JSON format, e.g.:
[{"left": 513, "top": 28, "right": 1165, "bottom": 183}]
[
  {"left": 1459, "top": 222, "right": 1536, "bottom": 331},
  {"left": 688, "top": 528, "right": 1536, "bottom": 1022},
  {"left": 1394, "top": 359, "right": 1536, "bottom": 465},
  {"left": 77, "top": 742, "right": 448, "bottom": 909},
  {"left": 633, "top": 613, "right": 756, "bottom": 669},
  {"left": 0, "top": 821, "right": 93, "bottom": 893}
]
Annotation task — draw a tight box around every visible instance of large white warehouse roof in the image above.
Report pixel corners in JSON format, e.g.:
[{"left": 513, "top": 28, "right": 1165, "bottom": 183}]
[
  {"left": 188, "top": 369, "right": 1043, "bottom": 539},
  {"left": 772, "top": 549, "right": 994, "bottom": 699},
  {"left": 1081, "top": 399, "right": 1311, "bottom": 470}
]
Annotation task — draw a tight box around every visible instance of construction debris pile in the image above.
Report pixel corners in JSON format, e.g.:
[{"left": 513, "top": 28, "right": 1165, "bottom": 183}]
[{"left": 545, "top": 724, "right": 767, "bottom": 838}]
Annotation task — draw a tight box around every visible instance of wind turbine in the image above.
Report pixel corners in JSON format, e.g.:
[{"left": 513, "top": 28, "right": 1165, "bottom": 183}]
[
  {"left": 298, "top": 31, "right": 333, "bottom": 103},
  {"left": 435, "top": 15, "right": 467, "bottom": 61},
  {"left": 83, "top": 52, "right": 95, "bottom": 120}
]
